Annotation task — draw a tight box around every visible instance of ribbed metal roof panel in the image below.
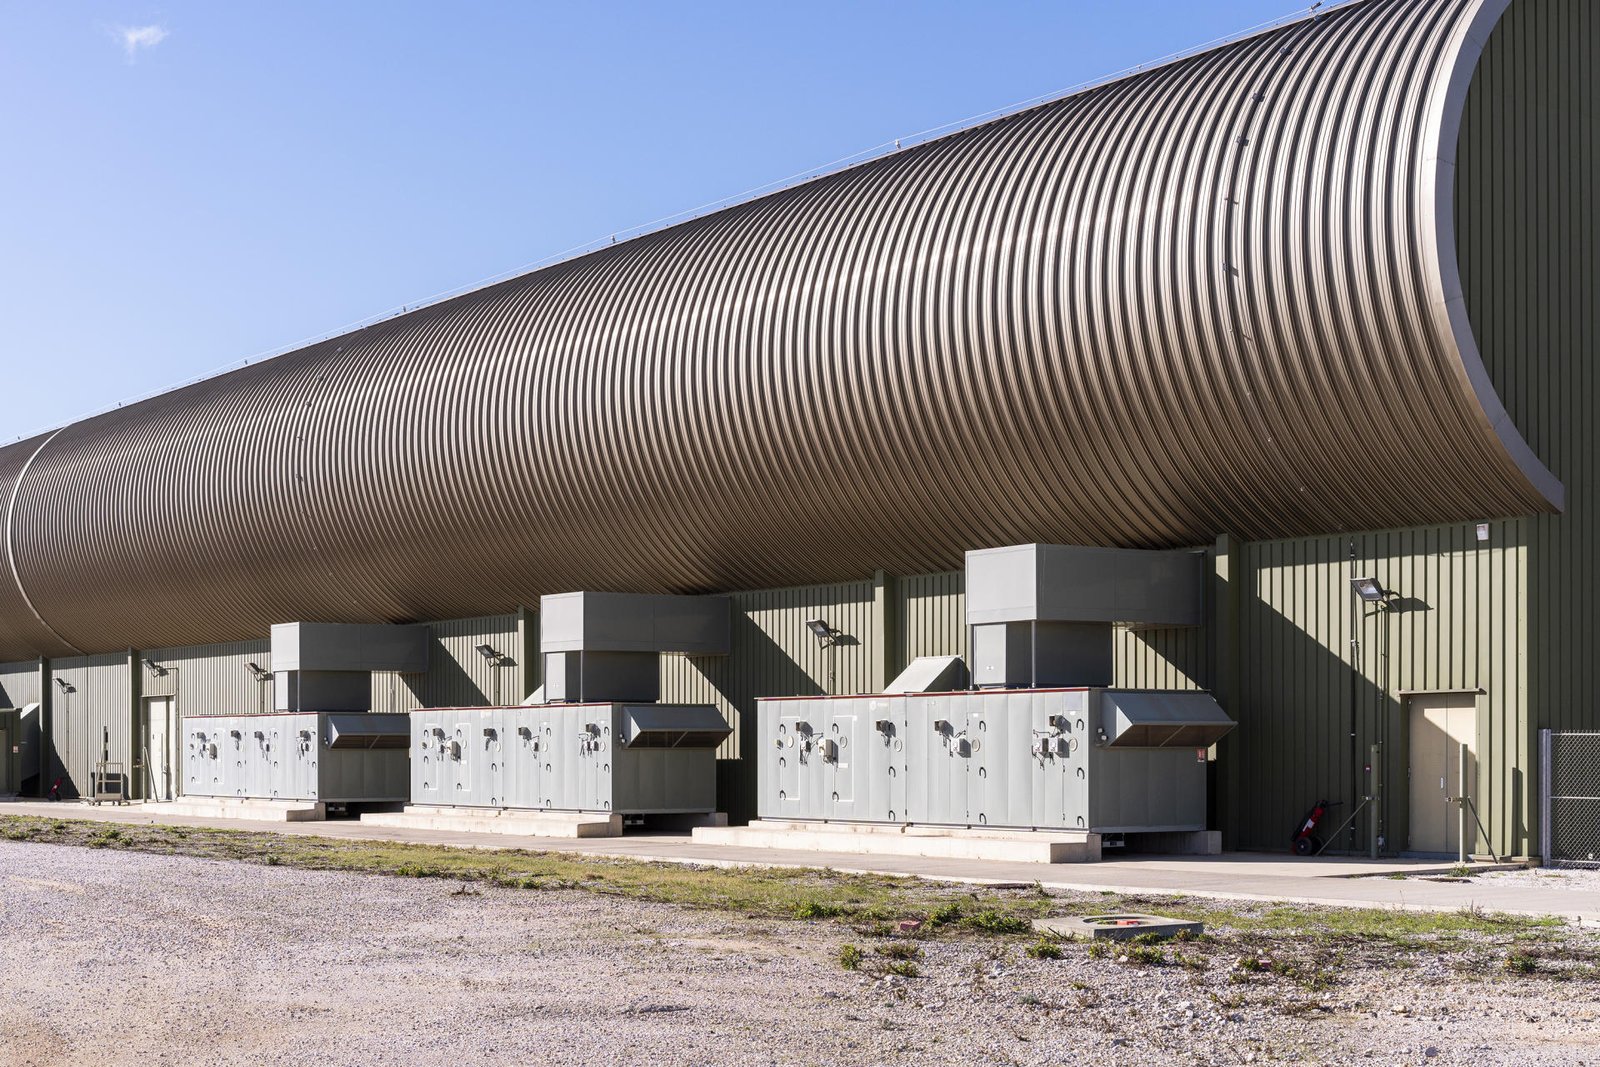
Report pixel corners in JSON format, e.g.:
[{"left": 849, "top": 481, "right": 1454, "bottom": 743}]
[{"left": 0, "top": 0, "right": 1558, "bottom": 659}]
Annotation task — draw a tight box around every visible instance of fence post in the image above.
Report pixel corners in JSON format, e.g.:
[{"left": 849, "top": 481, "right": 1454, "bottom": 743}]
[{"left": 1539, "top": 728, "right": 1552, "bottom": 867}]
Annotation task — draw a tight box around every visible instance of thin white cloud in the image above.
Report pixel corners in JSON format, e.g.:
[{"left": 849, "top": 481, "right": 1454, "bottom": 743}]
[{"left": 113, "top": 24, "right": 169, "bottom": 62}]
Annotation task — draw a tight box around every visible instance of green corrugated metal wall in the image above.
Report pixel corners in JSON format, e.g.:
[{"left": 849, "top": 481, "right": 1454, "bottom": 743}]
[
  {"left": 372, "top": 613, "right": 523, "bottom": 712},
  {"left": 0, "top": 660, "right": 42, "bottom": 708},
  {"left": 141, "top": 640, "right": 273, "bottom": 716},
  {"left": 1460, "top": 0, "right": 1599, "bottom": 750},
  {"left": 48, "top": 652, "right": 132, "bottom": 798},
  {"left": 895, "top": 571, "right": 966, "bottom": 665},
  {"left": 1229, "top": 521, "right": 1528, "bottom": 856}
]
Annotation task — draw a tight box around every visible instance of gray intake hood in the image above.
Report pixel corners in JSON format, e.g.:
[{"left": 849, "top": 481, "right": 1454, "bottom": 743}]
[{"left": 1098, "top": 691, "right": 1234, "bottom": 749}]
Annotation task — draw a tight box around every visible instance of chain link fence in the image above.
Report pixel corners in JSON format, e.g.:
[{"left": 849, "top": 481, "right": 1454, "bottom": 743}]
[{"left": 1541, "top": 730, "right": 1600, "bottom": 868}]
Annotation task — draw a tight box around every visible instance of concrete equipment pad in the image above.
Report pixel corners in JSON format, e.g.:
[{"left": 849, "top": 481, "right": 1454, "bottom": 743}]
[
  {"left": 361, "top": 806, "right": 623, "bottom": 838},
  {"left": 142, "top": 798, "right": 326, "bottom": 822},
  {"left": 693, "top": 820, "right": 1101, "bottom": 863}
]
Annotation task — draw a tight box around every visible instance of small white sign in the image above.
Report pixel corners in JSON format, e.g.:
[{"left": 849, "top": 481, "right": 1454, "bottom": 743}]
[{"left": 1475, "top": 522, "right": 1490, "bottom": 543}]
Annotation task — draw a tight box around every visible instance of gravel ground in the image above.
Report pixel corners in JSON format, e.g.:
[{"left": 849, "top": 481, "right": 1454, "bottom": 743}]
[
  {"left": 1, "top": 841, "right": 1597, "bottom": 1067},
  {"left": 1474, "top": 866, "right": 1600, "bottom": 894}
]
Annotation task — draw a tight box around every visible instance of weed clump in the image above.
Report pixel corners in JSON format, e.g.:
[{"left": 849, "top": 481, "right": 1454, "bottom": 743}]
[
  {"left": 878, "top": 942, "right": 922, "bottom": 961},
  {"left": 838, "top": 944, "right": 864, "bottom": 971},
  {"left": 1026, "top": 939, "right": 1064, "bottom": 960},
  {"left": 1505, "top": 951, "right": 1539, "bottom": 975},
  {"left": 962, "top": 910, "right": 1031, "bottom": 936}
]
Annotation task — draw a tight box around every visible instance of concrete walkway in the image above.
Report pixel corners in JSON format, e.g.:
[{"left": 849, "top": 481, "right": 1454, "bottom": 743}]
[{"left": 5, "top": 800, "right": 1594, "bottom": 923}]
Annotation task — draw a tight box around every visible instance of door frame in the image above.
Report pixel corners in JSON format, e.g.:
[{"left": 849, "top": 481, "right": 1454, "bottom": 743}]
[
  {"left": 1401, "top": 689, "right": 1485, "bottom": 856},
  {"left": 143, "top": 694, "right": 179, "bottom": 802}
]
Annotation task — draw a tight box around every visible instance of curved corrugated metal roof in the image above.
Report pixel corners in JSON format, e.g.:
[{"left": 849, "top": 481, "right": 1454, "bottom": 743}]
[{"left": 0, "top": 0, "right": 1559, "bottom": 660}]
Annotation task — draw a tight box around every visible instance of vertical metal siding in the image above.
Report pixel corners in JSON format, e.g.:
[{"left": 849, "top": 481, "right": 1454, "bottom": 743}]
[
  {"left": 1233, "top": 520, "right": 1527, "bottom": 855},
  {"left": 1457, "top": 0, "right": 1597, "bottom": 783},
  {"left": 660, "top": 580, "right": 877, "bottom": 820},
  {"left": 894, "top": 571, "right": 968, "bottom": 666},
  {"left": 373, "top": 614, "right": 522, "bottom": 712},
  {"left": 0, "top": 659, "right": 41, "bottom": 708},
  {"left": 140, "top": 640, "right": 273, "bottom": 716},
  {"left": 48, "top": 653, "right": 131, "bottom": 798}
]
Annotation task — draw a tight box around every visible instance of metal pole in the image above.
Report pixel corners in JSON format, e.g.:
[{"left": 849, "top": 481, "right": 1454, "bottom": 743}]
[
  {"left": 1539, "top": 728, "right": 1552, "bottom": 866},
  {"left": 1369, "top": 742, "right": 1381, "bottom": 858},
  {"left": 1458, "top": 741, "right": 1470, "bottom": 865}
]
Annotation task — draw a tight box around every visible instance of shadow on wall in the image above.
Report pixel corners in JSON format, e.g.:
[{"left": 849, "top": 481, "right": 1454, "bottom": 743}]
[
  {"left": 1208, "top": 525, "right": 1521, "bottom": 858},
  {"left": 682, "top": 592, "right": 869, "bottom": 824}
]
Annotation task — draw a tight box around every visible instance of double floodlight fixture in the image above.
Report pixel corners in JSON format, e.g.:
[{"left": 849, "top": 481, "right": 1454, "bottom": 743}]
[
  {"left": 805, "top": 619, "right": 841, "bottom": 646},
  {"left": 145, "top": 660, "right": 169, "bottom": 678},
  {"left": 1349, "top": 576, "right": 1390, "bottom": 604},
  {"left": 246, "top": 662, "right": 271, "bottom": 682}
]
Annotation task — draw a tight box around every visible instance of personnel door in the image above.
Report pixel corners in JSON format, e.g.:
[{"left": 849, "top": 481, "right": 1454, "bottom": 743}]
[
  {"left": 145, "top": 696, "right": 177, "bottom": 801},
  {"left": 1408, "top": 694, "right": 1477, "bottom": 855}
]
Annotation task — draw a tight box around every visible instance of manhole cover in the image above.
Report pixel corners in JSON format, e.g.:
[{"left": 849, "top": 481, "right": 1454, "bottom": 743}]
[{"left": 1032, "top": 913, "right": 1203, "bottom": 941}]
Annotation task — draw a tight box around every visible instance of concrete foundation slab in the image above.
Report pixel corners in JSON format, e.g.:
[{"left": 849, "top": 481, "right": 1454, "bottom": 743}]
[
  {"left": 361, "top": 806, "right": 624, "bottom": 838},
  {"left": 142, "top": 799, "right": 326, "bottom": 822},
  {"left": 1034, "top": 913, "right": 1204, "bottom": 940},
  {"left": 692, "top": 820, "right": 1101, "bottom": 863}
]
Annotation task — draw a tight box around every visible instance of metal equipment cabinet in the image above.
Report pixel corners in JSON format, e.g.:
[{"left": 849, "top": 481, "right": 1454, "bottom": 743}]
[
  {"left": 410, "top": 703, "right": 730, "bottom": 815},
  {"left": 759, "top": 688, "right": 1232, "bottom": 834},
  {"left": 183, "top": 713, "right": 410, "bottom": 804}
]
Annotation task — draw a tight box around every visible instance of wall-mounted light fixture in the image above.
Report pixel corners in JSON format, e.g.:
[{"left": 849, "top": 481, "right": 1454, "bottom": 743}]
[
  {"left": 245, "top": 662, "right": 271, "bottom": 682},
  {"left": 474, "top": 644, "right": 510, "bottom": 705},
  {"left": 54, "top": 677, "right": 74, "bottom": 693},
  {"left": 145, "top": 660, "right": 169, "bottom": 678},
  {"left": 805, "top": 619, "right": 840, "bottom": 646},
  {"left": 1349, "top": 577, "right": 1389, "bottom": 604},
  {"left": 805, "top": 619, "right": 842, "bottom": 696}
]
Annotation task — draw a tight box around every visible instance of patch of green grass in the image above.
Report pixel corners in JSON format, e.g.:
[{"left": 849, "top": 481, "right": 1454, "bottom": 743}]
[
  {"left": 885, "top": 960, "right": 919, "bottom": 978},
  {"left": 838, "top": 943, "right": 864, "bottom": 971},
  {"left": 1087, "top": 938, "right": 1165, "bottom": 965},
  {"left": 1026, "top": 939, "right": 1064, "bottom": 960},
  {"left": 1505, "top": 950, "right": 1539, "bottom": 975},
  {"left": 961, "top": 909, "right": 1032, "bottom": 936}
]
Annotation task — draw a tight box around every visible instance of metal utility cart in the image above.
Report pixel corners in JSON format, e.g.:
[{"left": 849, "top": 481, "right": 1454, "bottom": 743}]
[{"left": 90, "top": 761, "right": 128, "bottom": 805}]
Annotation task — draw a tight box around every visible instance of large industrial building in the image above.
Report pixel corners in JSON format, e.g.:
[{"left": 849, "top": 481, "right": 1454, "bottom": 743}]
[{"left": 1, "top": 0, "right": 1594, "bottom": 859}]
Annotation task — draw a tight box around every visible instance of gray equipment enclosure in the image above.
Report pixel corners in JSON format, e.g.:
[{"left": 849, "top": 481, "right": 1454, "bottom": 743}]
[
  {"left": 410, "top": 703, "right": 731, "bottom": 815},
  {"left": 183, "top": 712, "right": 410, "bottom": 803},
  {"left": 756, "top": 688, "right": 1233, "bottom": 833}
]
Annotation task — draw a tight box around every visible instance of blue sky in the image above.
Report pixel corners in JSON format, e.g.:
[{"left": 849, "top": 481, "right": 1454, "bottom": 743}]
[{"left": 2, "top": 1, "right": 1308, "bottom": 440}]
